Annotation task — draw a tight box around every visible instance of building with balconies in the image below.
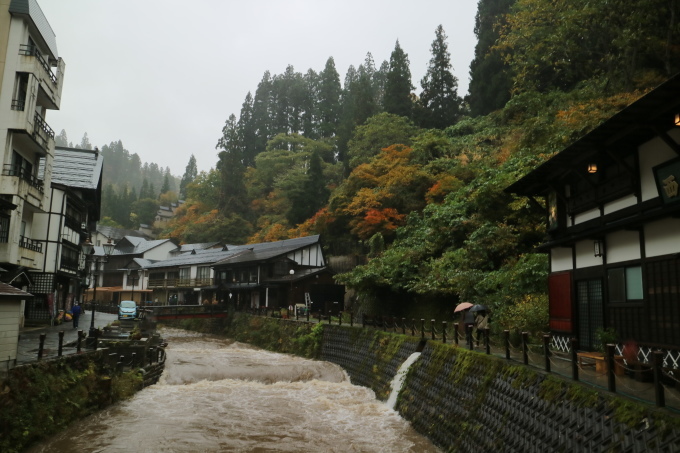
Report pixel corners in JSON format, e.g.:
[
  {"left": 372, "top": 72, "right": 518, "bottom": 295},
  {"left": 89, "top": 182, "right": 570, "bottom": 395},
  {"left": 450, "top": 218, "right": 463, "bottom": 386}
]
[
  {"left": 22, "top": 146, "right": 103, "bottom": 321},
  {"left": 0, "top": 0, "right": 65, "bottom": 291},
  {"left": 146, "top": 245, "right": 233, "bottom": 305}
]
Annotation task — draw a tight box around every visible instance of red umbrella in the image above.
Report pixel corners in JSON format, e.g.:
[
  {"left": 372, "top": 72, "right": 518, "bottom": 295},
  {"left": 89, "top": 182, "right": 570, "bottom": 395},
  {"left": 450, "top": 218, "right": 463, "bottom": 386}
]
[{"left": 454, "top": 302, "right": 473, "bottom": 313}]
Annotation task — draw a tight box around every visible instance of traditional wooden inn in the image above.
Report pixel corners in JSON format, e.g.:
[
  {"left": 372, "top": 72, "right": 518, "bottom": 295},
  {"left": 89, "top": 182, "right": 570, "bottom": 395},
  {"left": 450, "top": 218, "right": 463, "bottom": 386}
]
[
  {"left": 507, "top": 74, "right": 680, "bottom": 367},
  {"left": 212, "top": 235, "right": 343, "bottom": 314}
]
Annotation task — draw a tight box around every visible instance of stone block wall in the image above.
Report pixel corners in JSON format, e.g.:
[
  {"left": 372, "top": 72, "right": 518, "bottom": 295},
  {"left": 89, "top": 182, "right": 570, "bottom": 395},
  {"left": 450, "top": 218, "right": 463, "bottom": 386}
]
[{"left": 320, "top": 326, "right": 680, "bottom": 453}]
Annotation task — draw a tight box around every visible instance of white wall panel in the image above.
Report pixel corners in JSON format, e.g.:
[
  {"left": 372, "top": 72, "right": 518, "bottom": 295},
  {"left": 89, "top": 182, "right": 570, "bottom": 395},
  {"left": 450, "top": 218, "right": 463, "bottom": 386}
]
[
  {"left": 603, "top": 194, "right": 637, "bottom": 215},
  {"left": 574, "top": 207, "right": 600, "bottom": 225},
  {"left": 605, "top": 230, "right": 640, "bottom": 263},
  {"left": 575, "top": 240, "right": 603, "bottom": 268},
  {"left": 645, "top": 218, "right": 680, "bottom": 257},
  {"left": 551, "top": 247, "right": 573, "bottom": 272}
]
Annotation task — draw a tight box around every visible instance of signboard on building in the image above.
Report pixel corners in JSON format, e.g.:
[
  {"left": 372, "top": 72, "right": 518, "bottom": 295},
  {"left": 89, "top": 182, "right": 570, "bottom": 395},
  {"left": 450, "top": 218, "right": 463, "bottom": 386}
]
[{"left": 654, "top": 158, "right": 680, "bottom": 204}]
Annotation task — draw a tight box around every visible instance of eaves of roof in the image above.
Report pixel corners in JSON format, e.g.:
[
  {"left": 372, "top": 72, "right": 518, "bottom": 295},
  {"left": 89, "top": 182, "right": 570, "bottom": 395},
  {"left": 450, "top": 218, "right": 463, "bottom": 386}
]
[{"left": 506, "top": 72, "right": 680, "bottom": 196}]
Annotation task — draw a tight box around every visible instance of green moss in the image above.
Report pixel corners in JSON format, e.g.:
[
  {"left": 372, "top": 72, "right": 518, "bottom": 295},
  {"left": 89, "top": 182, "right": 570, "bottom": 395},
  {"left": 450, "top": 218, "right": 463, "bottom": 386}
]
[{"left": 111, "top": 371, "right": 144, "bottom": 400}]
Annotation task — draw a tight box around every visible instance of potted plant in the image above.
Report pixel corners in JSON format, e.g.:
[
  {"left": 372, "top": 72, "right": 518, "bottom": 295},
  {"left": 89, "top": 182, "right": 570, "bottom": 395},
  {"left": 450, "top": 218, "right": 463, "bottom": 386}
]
[{"left": 594, "top": 327, "right": 624, "bottom": 375}]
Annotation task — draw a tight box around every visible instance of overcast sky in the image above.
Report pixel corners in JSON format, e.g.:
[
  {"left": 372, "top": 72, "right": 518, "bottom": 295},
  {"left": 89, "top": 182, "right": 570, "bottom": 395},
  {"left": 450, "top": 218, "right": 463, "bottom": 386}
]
[{"left": 38, "top": 0, "right": 479, "bottom": 176}]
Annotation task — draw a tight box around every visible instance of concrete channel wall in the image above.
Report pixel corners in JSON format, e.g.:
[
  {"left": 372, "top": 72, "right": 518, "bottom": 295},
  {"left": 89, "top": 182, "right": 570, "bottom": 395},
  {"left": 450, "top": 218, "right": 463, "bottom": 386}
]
[
  {"left": 0, "top": 344, "right": 164, "bottom": 453},
  {"left": 319, "top": 325, "right": 680, "bottom": 452},
  {"left": 168, "top": 315, "right": 680, "bottom": 452}
]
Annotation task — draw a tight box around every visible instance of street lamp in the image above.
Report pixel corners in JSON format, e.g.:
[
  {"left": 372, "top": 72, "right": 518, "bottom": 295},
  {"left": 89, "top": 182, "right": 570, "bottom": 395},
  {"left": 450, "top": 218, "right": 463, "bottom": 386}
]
[
  {"left": 81, "top": 237, "right": 115, "bottom": 339},
  {"left": 126, "top": 268, "right": 138, "bottom": 303},
  {"left": 289, "top": 269, "right": 295, "bottom": 308}
]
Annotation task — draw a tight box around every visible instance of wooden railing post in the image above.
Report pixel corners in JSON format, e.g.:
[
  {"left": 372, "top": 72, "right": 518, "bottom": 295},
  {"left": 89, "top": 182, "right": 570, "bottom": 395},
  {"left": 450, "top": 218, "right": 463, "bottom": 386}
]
[
  {"left": 453, "top": 323, "right": 459, "bottom": 346},
  {"left": 38, "top": 333, "right": 46, "bottom": 360},
  {"left": 420, "top": 319, "right": 425, "bottom": 340},
  {"left": 58, "top": 331, "right": 64, "bottom": 357},
  {"left": 442, "top": 322, "right": 447, "bottom": 344},
  {"left": 653, "top": 350, "right": 666, "bottom": 407},
  {"left": 484, "top": 328, "right": 490, "bottom": 355},
  {"left": 543, "top": 334, "right": 551, "bottom": 372},
  {"left": 522, "top": 332, "right": 528, "bottom": 365},
  {"left": 571, "top": 337, "right": 579, "bottom": 381},
  {"left": 504, "top": 330, "right": 510, "bottom": 359},
  {"left": 606, "top": 344, "right": 616, "bottom": 393},
  {"left": 77, "top": 330, "right": 83, "bottom": 353}
]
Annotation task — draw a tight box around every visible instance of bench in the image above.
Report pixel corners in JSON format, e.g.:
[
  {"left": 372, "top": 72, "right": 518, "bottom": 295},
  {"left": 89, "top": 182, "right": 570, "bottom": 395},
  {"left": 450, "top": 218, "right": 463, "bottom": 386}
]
[{"left": 577, "top": 351, "right": 625, "bottom": 375}]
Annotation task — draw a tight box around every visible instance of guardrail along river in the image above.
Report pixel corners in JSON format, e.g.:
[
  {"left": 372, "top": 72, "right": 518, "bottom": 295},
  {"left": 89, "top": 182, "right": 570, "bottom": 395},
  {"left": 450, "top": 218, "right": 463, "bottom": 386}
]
[{"left": 27, "top": 328, "right": 439, "bottom": 452}]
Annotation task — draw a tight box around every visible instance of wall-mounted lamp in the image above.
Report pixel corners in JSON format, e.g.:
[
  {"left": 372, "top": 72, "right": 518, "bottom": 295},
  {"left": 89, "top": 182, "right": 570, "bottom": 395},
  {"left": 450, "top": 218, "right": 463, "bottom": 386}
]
[
  {"left": 587, "top": 163, "right": 598, "bottom": 174},
  {"left": 675, "top": 113, "right": 680, "bottom": 126},
  {"left": 594, "top": 239, "right": 604, "bottom": 257}
]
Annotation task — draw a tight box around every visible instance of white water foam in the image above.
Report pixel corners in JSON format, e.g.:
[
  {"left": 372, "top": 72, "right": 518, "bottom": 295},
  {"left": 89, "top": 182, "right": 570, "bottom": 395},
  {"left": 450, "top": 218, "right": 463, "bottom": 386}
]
[{"left": 386, "top": 352, "right": 421, "bottom": 410}]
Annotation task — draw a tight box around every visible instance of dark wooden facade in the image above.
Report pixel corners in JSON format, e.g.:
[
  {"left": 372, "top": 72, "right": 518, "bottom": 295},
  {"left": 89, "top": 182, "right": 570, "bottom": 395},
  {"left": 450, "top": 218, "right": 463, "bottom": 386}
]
[{"left": 507, "top": 74, "right": 680, "bottom": 353}]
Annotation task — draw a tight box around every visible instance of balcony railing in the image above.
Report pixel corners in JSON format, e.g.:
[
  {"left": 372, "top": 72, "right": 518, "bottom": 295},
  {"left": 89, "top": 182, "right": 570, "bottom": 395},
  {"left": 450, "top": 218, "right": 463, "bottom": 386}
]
[
  {"left": 148, "top": 277, "right": 214, "bottom": 288},
  {"left": 2, "top": 164, "right": 44, "bottom": 193},
  {"left": 34, "top": 112, "right": 55, "bottom": 140},
  {"left": 11, "top": 99, "right": 25, "bottom": 111},
  {"left": 19, "top": 44, "right": 58, "bottom": 85},
  {"left": 19, "top": 236, "right": 42, "bottom": 253}
]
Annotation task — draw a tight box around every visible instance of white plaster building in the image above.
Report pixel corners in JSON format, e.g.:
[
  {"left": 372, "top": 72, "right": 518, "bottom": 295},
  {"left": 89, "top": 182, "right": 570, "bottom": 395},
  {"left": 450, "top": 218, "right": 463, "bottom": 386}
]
[
  {"left": 0, "top": 0, "right": 64, "bottom": 322},
  {"left": 508, "top": 74, "right": 680, "bottom": 366}
]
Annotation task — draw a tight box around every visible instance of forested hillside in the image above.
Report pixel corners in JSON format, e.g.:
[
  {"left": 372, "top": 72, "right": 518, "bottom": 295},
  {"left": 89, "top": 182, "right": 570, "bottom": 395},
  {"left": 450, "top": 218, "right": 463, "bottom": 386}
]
[
  {"left": 90, "top": 0, "right": 680, "bottom": 322},
  {"left": 55, "top": 130, "right": 182, "bottom": 230}
]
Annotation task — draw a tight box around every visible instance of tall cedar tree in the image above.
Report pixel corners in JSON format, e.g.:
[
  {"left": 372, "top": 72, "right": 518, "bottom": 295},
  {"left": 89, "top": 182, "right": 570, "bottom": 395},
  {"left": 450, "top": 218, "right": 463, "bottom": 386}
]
[
  {"left": 317, "top": 57, "right": 342, "bottom": 139},
  {"left": 467, "top": 0, "right": 514, "bottom": 116},
  {"left": 287, "top": 151, "right": 329, "bottom": 224},
  {"left": 216, "top": 114, "right": 248, "bottom": 216},
  {"left": 179, "top": 155, "right": 198, "bottom": 199},
  {"left": 237, "top": 93, "right": 258, "bottom": 168},
  {"left": 419, "top": 25, "right": 462, "bottom": 129},
  {"left": 251, "top": 71, "right": 274, "bottom": 156},
  {"left": 161, "top": 171, "right": 171, "bottom": 195},
  {"left": 384, "top": 40, "right": 414, "bottom": 119},
  {"left": 302, "top": 69, "right": 318, "bottom": 139},
  {"left": 337, "top": 65, "right": 359, "bottom": 168}
]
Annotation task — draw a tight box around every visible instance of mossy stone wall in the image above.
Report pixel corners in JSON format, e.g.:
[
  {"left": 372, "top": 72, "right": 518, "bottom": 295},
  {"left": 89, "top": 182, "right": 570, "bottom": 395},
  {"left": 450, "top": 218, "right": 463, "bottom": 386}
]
[
  {"left": 167, "top": 314, "right": 680, "bottom": 452},
  {"left": 0, "top": 351, "right": 143, "bottom": 453}
]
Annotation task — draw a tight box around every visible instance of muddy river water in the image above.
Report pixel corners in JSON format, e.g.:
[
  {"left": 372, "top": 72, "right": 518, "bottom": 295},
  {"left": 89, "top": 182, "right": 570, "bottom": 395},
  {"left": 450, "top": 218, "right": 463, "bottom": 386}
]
[{"left": 27, "top": 328, "right": 440, "bottom": 452}]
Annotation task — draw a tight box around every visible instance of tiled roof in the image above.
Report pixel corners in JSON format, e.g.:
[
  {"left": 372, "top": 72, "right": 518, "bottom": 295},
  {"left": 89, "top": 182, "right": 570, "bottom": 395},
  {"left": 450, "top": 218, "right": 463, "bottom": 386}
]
[
  {"left": 145, "top": 248, "right": 238, "bottom": 269},
  {"left": 97, "top": 225, "right": 151, "bottom": 241},
  {"left": 113, "top": 236, "right": 177, "bottom": 256},
  {"left": 51, "top": 147, "right": 103, "bottom": 190},
  {"left": 0, "top": 282, "right": 33, "bottom": 298},
  {"left": 215, "top": 235, "right": 321, "bottom": 265}
]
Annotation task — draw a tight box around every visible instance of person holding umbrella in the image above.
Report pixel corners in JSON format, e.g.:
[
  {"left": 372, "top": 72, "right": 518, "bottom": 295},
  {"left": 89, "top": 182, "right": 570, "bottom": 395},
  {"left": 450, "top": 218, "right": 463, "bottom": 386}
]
[
  {"left": 470, "top": 304, "right": 489, "bottom": 346},
  {"left": 454, "top": 302, "right": 473, "bottom": 344}
]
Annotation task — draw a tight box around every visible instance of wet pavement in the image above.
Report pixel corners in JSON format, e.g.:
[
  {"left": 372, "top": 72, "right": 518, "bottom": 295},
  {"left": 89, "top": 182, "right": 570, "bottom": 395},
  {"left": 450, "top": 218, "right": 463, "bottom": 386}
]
[{"left": 6, "top": 311, "right": 119, "bottom": 370}]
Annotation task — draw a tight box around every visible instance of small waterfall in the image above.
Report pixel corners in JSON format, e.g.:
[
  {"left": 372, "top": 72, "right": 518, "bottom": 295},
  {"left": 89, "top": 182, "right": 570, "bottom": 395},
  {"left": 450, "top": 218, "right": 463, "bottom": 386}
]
[{"left": 386, "top": 352, "right": 421, "bottom": 410}]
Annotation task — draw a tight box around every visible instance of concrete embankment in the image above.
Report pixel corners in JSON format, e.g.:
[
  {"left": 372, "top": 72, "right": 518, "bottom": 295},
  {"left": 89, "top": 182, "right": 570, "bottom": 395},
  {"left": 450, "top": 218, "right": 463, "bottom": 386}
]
[
  {"left": 171, "top": 313, "right": 680, "bottom": 452},
  {"left": 0, "top": 335, "right": 164, "bottom": 453}
]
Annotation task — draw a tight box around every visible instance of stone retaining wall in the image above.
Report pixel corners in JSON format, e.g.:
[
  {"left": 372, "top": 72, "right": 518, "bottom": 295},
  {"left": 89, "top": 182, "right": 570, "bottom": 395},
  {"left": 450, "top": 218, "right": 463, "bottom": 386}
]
[{"left": 166, "top": 314, "right": 680, "bottom": 452}]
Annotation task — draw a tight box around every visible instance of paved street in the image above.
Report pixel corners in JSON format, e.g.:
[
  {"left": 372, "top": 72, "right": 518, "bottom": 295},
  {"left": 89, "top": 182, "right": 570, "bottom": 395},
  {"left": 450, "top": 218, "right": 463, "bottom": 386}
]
[{"left": 10, "top": 311, "right": 119, "bottom": 368}]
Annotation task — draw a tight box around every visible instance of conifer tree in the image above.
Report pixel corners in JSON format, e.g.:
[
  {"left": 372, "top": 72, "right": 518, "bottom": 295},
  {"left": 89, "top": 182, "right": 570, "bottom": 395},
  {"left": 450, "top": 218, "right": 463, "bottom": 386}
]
[
  {"left": 467, "top": 0, "right": 514, "bottom": 116},
  {"left": 384, "top": 40, "right": 414, "bottom": 119},
  {"left": 237, "top": 93, "right": 258, "bottom": 168},
  {"left": 317, "top": 57, "right": 342, "bottom": 139},
  {"left": 216, "top": 114, "right": 248, "bottom": 216},
  {"left": 179, "top": 155, "right": 198, "bottom": 199},
  {"left": 252, "top": 71, "right": 274, "bottom": 155},
  {"left": 418, "top": 25, "right": 462, "bottom": 129}
]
